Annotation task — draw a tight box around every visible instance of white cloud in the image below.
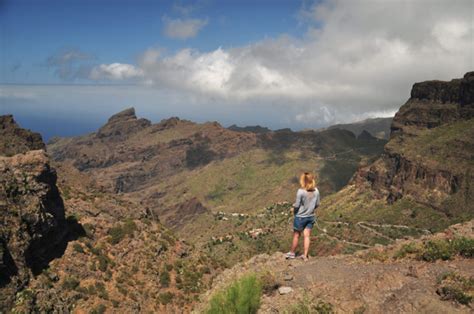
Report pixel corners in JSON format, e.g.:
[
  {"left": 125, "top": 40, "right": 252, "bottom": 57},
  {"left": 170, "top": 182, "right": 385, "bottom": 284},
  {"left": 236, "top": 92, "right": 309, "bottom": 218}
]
[
  {"left": 162, "top": 16, "right": 208, "bottom": 39},
  {"left": 89, "top": 63, "right": 144, "bottom": 80},
  {"left": 86, "top": 0, "right": 473, "bottom": 127}
]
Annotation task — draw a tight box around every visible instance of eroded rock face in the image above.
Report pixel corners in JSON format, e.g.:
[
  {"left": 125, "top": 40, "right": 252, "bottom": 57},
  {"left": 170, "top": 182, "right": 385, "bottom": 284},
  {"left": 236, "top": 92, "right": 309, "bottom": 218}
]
[
  {"left": 0, "top": 116, "right": 72, "bottom": 309},
  {"left": 0, "top": 115, "right": 45, "bottom": 156},
  {"left": 0, "top": 150, "right": 69, "bottom": 309},
  {"left": 354, "top": 72, "right": 474, "bottom": 213},
  {"left": 392, "top": 71, "right": 474, "bottom": 135}
]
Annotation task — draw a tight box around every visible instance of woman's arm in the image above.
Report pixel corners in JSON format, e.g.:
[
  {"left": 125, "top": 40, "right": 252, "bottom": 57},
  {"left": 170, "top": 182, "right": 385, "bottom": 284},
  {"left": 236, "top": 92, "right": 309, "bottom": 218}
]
[
  {"left": 315, "top": 190, "right": 321, "bottom": 209},
  {"left": 292, "top": 189, "right": 303, "bottom": 210}
]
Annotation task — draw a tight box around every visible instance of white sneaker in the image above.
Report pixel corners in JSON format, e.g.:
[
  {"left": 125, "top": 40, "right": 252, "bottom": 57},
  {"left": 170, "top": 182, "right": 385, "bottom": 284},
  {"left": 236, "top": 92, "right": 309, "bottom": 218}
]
[{"left": 285, "top": 252, "right": 296, "bottom": 259}]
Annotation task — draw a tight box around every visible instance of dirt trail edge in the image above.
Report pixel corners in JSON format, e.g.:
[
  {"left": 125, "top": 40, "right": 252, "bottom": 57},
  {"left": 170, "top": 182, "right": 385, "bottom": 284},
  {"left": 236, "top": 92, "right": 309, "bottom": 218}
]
[{"left": 195, "top": 220, "right": 474, "bottom": 313}]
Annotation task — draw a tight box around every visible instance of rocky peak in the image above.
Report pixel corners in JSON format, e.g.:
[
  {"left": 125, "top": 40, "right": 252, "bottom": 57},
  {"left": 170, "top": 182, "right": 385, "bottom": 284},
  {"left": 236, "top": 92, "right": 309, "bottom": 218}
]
[
  {"left": 97, "top": 107, "right": 151, "bottom": 140},
  {"left": 107, "top": 107, "right": 137, "bottom": 122},
  {"left": 0, "top": 115, "right": 45, "bottom": 156}
]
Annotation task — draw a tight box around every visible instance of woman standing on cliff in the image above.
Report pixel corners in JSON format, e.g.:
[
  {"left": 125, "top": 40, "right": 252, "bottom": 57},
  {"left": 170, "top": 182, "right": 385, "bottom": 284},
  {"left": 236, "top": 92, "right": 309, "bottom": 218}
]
[{"left": 286, "top": 172, "right": 320, "bottom": 261}]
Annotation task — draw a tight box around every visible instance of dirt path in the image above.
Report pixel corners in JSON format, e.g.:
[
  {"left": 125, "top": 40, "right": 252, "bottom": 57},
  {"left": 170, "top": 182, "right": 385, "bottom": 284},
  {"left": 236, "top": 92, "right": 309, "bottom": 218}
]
[
  {"left": 259, "top": 254, "right": 474, "bottom": 313},
  {"left": 195, "top": 221, "right": 474, "bottom": 313}
]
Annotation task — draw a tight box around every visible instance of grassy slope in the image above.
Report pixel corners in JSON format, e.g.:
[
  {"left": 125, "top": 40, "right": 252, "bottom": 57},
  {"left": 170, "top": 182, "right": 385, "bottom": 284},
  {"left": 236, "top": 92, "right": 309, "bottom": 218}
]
[
  {"left": 149, "top": 149, "right": 322, "bottom": 214},
  {"left": 388, "top": 118, "right": 474, "bottom": 172}
]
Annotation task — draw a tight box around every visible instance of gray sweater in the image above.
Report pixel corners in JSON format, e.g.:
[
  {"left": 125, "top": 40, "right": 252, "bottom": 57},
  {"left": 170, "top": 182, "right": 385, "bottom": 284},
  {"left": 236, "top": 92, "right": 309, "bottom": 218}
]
[{"left": 293, "top": 188, "right": 320, "bottom": 218}]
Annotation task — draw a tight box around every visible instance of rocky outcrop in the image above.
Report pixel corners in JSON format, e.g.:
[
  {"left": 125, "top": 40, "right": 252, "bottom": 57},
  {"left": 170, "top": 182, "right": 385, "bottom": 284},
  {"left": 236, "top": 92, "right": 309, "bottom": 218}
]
[
  {"left": 0, "top": 150, "right": 70, "bottom": 309},
  {"left": 97, "top": 107, "right": 151, "bottom": 140},
  {"left": 0, "top": 115, "right": 45, "bottom": 156},
  {"left": 354, "top": 72, "right": 474, "bottom": 214}
]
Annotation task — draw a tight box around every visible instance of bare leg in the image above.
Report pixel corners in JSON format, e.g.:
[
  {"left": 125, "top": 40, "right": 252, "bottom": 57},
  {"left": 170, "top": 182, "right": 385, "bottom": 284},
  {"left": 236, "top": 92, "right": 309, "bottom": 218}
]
[
  {"left": 303, "top": 228, "right": 311, "bottom": 257},
  {"left": 290, "top": 231, "right": 300, "bottom": 253}
]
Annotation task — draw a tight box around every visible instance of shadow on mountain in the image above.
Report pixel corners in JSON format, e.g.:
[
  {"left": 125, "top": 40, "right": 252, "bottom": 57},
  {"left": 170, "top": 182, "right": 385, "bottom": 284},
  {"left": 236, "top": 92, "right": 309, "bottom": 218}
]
[
  {"left": 0, "top": 240, "right": 18, "bottom": 288},
  {"left": 25, "top": 216, "right": 86, "bottom": 276}
]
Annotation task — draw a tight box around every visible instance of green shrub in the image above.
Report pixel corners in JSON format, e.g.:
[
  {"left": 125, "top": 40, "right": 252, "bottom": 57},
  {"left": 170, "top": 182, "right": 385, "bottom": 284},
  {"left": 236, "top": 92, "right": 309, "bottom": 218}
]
[
  {"left": 108, "top": 219, "right": 137, "bottom": 244},
  {"left": 452, "top": 237, "right": 474, "bottom": 258},
  {"left": 159, "top": 270, "right": 171, "bottom": 288},
  {"left": 394, "top": 242, "right": 421, "bottom": 259},
  {"left": 421, "top": 239, "right": 454, "bottom": 261},
  {"left": 97, "top": 255, "right": 109, "bottom": 272},
  {"left": 73, "top": 243, "right": 84, "bottom": 254},
  {"left": 89, "top": 304, "right": 106, "bottom": 314},
  {"left": 62, "top": 277, "right": 80, "bottom": 290},
  {"left": 437, "top": 286, "right": 472, "bottom": 305},
  {"left": 158, "top": 292, "right": 174, "bottom": 305},
  {"left": 436, "top": 272, "right": 473, "bottom": 305},
  {"left": 95, "top": 282, "right": 109, "bottom": 299},
  {"left": 206, "top": 274, "right": 262, "bottom": 314},
  {"left": 108, "top": 226, "right": 126, "bottom": 244}
]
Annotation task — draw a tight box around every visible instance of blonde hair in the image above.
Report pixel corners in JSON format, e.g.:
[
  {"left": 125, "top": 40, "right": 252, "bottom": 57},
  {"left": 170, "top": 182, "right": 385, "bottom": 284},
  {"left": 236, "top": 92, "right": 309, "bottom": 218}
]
[{"left": 299, "top": 172, "right": 316, "bottom": 191}]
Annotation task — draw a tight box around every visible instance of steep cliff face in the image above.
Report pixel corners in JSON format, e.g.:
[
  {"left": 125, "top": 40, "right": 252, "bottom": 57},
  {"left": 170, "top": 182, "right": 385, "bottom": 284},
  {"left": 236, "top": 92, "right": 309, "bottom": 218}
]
[
  {"left": 355, "top": 72, "right": 474, "bottom": 218},
  {"left": 0, "top": 149, "right": 70, "bottom": 309},
  {"left": 391, "top": 71, "right": 474, "bottom": 135}
]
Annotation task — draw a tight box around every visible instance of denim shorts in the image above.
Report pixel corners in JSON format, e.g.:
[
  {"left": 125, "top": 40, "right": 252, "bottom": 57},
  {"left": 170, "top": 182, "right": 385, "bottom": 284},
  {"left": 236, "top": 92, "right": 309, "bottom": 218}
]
[{"left": 293, "top": 216, "right": 315, "bottom": 231}]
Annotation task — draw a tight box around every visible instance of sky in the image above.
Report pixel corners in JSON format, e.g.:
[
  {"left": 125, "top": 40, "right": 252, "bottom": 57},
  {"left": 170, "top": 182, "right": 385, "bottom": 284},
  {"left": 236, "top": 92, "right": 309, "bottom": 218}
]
[{"left": 0, "top": 0, "right": 473, "bottom": 140}]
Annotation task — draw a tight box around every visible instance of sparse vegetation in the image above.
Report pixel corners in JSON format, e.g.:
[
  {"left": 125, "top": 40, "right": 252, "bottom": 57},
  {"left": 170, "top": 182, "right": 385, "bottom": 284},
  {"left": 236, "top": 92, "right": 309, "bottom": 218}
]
[
  {"left": 394, "top": 242, "right": 422, "bottom": 259},
  {"left": 108, "top": 219, "right": 137, "bottom": 244},
  {"left": 159, "top": 269, "right": 171, "bottom": 288},
  {"left": 436, "top": 272, "right": 473, "bottom": 305},
  {"left": 285, "top": 295, "right": 334, "bottom": 314},
  {"left": 158, "top": 292, "right": 174, "bottom": 305},
  {"left": 72, "top": 242, "right": 84, "bottom": 254},
  {"left": 420, "top": 237, "right": 474, "bottom": 262},
  {"left": 420, "top": 239, "right": 454, "bottom": 261},
  {"left": 206, "top": 274, "right": 262, "bottom": 314},
  {"left": 62, "top": 276, "right": 80, "bottom": 290},
  {"left": 89, "top": 304, "right": 106, "bottom": 314}
]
